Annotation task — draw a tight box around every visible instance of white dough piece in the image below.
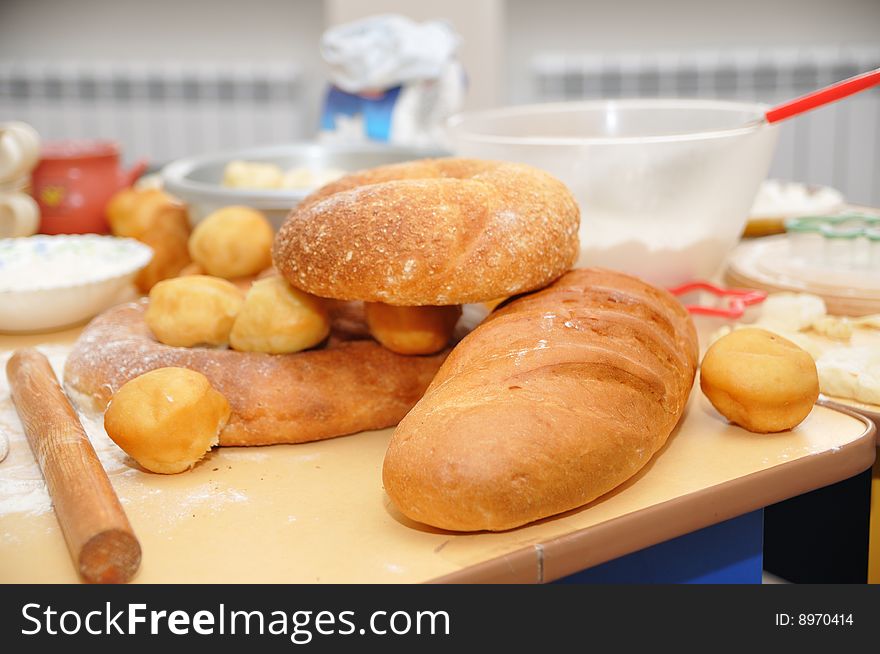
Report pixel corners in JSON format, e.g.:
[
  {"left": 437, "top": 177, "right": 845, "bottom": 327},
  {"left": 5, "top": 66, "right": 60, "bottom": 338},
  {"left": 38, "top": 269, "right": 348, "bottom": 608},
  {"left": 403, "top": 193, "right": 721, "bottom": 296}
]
[
  {"left": 811, "top": 315, "right": 854, "bottom": 341},
  {"left": 222, "top": 160, "right": 284, "bottom": 189},
  {"left": 707, "top": 322, "right": 827, "bottom": 360},
  {"left": 281, "top": 167, "right": 345, "bottom": 190},
  {"left": 749, "top": 179, "right": 843, "bottom": 217},
  {"left": 816, "top": 347, "right": 880, "bottom": 406},
  {"left": 759, "top": 293, "right": 827, "bottom": 332},
  {"left": 751, "top": 322, "right": 829, "bottom": 360},
  {"left": 0, "top": 430, "right": 8, "bottom": 463}
]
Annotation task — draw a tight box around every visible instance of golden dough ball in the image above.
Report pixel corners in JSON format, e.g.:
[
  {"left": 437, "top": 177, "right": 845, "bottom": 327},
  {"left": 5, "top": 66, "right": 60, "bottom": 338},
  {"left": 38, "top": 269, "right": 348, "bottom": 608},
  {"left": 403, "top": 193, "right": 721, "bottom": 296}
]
[
  {"left": 107, "top": 188, "right": 193, "bottom": 292},
  {"left": 104, "top": 367, "right": 230, "bottom": 474},
  {"left": 365, "top": 303, "right": 461, "bottom": 355},
  {"left": 146, "top": 275, "right": 244, "bottom": 347},
  {"left": 106, "top": 188, "right": 143, "bottom": 235},
  {"left": 223, "top": 160, "right": 283, "bottom": 189},
  {"left": 256, "top": 266, "right": 280, "bottom": 280},
  {"left": 230, "top": 277, "right": 330, "bottom": 354},
  {"left": 188, "top": 206, "right": 274, "bottom": 278},
  {"left": 107, "top": 188, "right": 169, "bottom": 239},
  {"left": 483, "top": 297, "right": 508, "bottom": 312},
  {"left": 178, "top": 261, "right": 206, "bottom": 277},
  {"left": 700, "top": 328, "right": 819, "bottom": 433},
  {"left": 180, "top": 261, "right": 260, "bottom": 293}
]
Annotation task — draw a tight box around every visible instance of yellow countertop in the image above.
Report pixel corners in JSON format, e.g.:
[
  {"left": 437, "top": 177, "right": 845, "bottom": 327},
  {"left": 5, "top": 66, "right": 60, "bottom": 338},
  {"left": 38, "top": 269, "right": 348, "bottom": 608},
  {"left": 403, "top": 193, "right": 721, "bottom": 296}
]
[{"left": 0, "top": 326, "right": 875, "bottom": 584}]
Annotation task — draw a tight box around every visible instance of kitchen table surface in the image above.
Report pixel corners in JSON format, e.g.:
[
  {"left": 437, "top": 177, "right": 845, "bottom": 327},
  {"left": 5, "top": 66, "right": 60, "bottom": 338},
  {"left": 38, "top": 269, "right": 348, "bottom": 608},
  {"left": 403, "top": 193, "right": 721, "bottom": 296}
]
[{"left": 0, "top": 323, "right": 875, "bottom": 583}]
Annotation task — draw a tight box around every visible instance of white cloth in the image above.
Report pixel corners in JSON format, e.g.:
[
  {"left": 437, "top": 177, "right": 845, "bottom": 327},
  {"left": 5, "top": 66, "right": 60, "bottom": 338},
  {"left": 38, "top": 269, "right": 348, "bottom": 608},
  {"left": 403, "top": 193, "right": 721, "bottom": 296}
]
[{"left": 321, "top": 14, "right": 461, "bottom": 93}]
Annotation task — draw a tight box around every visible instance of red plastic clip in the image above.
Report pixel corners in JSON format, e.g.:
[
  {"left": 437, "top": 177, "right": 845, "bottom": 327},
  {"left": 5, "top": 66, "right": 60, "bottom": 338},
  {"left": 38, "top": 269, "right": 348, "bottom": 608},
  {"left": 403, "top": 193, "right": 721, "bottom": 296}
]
[{"left": 667, "top": 281, "right": 767, "bottom": 319}]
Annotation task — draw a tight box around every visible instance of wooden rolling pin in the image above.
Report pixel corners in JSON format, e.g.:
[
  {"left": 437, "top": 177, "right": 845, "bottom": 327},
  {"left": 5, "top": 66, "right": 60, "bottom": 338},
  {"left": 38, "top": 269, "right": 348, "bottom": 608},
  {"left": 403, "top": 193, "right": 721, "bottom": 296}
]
[{"left": 6, "top": 348, "right": 141, "bottom": 583}]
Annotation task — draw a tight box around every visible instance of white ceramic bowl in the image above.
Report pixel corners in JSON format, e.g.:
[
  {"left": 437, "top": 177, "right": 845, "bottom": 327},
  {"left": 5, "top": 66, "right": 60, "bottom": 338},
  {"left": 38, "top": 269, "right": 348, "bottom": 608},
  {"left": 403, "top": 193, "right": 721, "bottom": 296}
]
[
  {"left": 448, "top": 99, "right": 780, "bottom": 286},
  {"left": 161, "top": 142, "right": 447, "bottom": 229},
  {"left": 0, "top": 235, "right": 152, "bottom": 333}
]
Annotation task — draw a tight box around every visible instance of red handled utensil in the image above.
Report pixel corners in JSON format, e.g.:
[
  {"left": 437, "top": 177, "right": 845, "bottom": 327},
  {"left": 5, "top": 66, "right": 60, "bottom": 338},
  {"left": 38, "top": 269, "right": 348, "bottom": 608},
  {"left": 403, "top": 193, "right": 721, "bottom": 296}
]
[
  {"left": 763, "top": 67, "right": 880, "bottom": 124},
  {"left": 668, "top": 281, "right": 767, "bottom": 319}
]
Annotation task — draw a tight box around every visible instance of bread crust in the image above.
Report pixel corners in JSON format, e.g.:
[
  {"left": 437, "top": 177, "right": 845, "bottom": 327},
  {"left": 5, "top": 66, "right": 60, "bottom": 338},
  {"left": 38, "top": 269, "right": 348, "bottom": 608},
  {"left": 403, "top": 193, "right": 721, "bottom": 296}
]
[
  {"left": 272, "top": 158, "right": 580, "bottom": 305},
  {"left": 64, "top": 300, "right": 447, "bottom": 446},
  {"left": 382, "top": 268, "right": 699, "bottom": 531}
]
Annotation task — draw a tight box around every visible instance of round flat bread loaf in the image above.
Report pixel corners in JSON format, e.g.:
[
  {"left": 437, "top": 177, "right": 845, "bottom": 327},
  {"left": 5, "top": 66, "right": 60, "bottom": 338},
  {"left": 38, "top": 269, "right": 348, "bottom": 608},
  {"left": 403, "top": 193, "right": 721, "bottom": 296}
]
[
  {"left": 273, "top": 158, "right": 580, "bottom": 306},
  {"left": 64, "top": 300, "right": 447, "bottom": 446}
]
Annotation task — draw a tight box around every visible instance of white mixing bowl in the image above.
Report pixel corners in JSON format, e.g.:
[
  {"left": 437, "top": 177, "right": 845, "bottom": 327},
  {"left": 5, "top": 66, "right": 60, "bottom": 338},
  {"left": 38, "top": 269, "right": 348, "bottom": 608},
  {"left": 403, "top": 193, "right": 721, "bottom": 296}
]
[
  {"left": 448, "top": 99, "right": 779, "bottom": 286},
  {"left": 0, "top": 235, "right": 152, "bottom": 333}
]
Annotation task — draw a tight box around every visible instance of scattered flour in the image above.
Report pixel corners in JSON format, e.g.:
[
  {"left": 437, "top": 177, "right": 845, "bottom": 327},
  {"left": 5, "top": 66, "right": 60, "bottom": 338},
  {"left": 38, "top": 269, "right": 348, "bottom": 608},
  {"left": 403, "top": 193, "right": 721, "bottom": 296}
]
[
  {"left": 0, "top": 346, "right": 251, "bottom": 524},
  {"left": 0, "top": 345, "right": 127, "bottom": 517}
]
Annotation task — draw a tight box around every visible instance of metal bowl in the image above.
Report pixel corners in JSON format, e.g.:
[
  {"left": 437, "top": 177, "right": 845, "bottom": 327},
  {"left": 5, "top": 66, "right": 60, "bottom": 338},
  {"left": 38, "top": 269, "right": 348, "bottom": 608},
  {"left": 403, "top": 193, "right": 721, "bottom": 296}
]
[{"left": 161, "top": 142, "right": 447, "bottom": 229}]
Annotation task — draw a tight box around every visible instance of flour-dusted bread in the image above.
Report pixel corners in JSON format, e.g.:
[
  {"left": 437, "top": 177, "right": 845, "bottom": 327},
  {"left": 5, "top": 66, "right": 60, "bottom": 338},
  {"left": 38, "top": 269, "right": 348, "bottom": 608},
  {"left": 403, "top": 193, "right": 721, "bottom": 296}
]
[
  {"left": 383, "top": 268, "right": 699, "bottom": 531},
  {"left": 65, "top": 300, "right": 447, "bottom": 446},
  {"left": 273, "top": 158, "right": 580, "bottom": 305}
]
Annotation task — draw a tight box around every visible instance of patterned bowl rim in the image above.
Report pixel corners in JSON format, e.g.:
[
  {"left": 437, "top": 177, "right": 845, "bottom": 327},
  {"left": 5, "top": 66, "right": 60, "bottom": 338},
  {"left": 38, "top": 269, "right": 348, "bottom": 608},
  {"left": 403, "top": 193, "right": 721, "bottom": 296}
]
[{"left": 0, "top": 234, "right": 153, "bottom": 293}]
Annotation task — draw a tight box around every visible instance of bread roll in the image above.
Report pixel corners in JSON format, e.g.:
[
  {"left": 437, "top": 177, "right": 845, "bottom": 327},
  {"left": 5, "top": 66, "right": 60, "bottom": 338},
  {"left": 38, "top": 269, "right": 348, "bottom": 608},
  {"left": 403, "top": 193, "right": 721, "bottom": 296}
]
[
  {"left": 104, "top": 367, "right": 230, "bottom": 474},
  {"left": 365, "top": 303, "right": 461, "bottom": 355},
  {"left": 273, "top": 158, "right": 580, "bottom": 305},
  {"left": 383, "top": 268, "right": 698, "bottom": 531},
  {"left": 107, "top": 187, "right": 192, "bottom": 292},
  {"left": 146, "top": 275, "right": 244, "bottom": 347},
  {"left": 230, "top": 277, "right": 331, "bottom": 354},
  {"left": 223, "top": 160, "right": 283, "bottom": 189},
  {"left": 178, "top": 262, "right": 205, "bottom": 276},
  {"left": 65, "top": 300, "right": 448, "bottom": 446},
  {"left": 189, "top": 206, "right": 274, "bottom": 278},
  {"left": 700, "top": 328, "right": 818, "bottom": 433}
]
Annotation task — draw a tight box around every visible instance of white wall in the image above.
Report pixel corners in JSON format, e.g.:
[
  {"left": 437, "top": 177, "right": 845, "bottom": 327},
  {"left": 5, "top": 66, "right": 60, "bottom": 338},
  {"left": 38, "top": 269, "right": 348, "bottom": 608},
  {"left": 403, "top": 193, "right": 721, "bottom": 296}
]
[
  {"left": 0, "top": 0, "right": 326, "bottom": 129},
  {"left": 506, "top": 0, "right": 880, "bottom": 103},
  {"left": 0, "top": 0, "right": 324, "bottom": 62},
  {"left": 3, "top": 0, "right": 878, "bottom": 199},
  {"left": 4, "top": 0, "right": 876, "bottom": 112}
]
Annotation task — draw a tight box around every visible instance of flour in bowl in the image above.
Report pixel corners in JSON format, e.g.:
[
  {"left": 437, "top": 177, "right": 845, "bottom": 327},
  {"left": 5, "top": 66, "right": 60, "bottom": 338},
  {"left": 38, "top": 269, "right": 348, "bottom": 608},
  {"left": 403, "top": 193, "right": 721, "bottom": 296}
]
[{"left": 0, "top": 235, "right": 152, "bottom": 292}]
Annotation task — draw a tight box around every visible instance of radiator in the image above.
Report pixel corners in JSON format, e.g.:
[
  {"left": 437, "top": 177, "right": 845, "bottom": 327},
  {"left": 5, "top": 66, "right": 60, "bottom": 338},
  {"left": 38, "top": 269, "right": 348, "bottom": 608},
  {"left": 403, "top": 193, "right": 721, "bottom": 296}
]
[
  {"left": 0, "top": 61, "right": 309, "bottom": 166},
  {"left": 531, "top": 47, "right": 880, "bottom": 206}
]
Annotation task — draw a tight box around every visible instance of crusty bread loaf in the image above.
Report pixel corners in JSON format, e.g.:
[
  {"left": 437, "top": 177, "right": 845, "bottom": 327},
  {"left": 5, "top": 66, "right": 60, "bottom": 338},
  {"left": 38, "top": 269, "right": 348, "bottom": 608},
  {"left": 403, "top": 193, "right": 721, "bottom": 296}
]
[
  {"left": 64, "top": 300, "right": 447, "bottom": 446},
  {"left": 273, "top": 158, "right": 580, "bottom": 306},
  {"left": 382, "top": 268, "right": 699, "bottom": 531}
]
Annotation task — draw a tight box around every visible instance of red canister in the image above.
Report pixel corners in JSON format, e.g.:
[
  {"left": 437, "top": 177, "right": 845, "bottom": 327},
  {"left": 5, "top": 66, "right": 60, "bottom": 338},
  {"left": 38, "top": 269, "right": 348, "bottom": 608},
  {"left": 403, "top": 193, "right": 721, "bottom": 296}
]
[{"left": 31, "top": 140, "right": 147, "bottom": 234}]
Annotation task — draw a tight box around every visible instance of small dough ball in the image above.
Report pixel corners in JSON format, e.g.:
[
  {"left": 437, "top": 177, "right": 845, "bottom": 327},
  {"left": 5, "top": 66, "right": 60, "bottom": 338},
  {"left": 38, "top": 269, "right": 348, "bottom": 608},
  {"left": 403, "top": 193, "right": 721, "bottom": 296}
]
[
  {"left": 230, "top": 277, "right": 330, "bottom": 353},
  {"left": 108, "top": 188, "right": 170, "bottom": 239},
  {"left": 483, "top": 297, "right": 507, "bottom": 312},
  {"left": 759, "top": 292, "right": 827, "bottom": 332},
  {"left": 178, "top": 261, "right": 206, "bottom": 277},
  {"left": 256, "top": 266, "right": 280, "bottom": 280},
  {"left": 181, "top": 262, "right": 263, "bottom": 292},
  {"left": 104, "top": 367, "right": 231, "bottom": 474},
  {"left": 134, "top": 217, "right": 192, "bottom": 292},
  {"left": 188, "top": 206, "right": 273, "bottom": 278},
  {"left": 223, "top": 160, "right": 283, "bottom": 189},
  {"left": 700, "top": 328, "right": 819, "bottom": 433},
  {"left": 107, "top": 188, "right": 192, "bottom": 292},
  {"left": 146, "top": 275, "right": 244, "bottom": 347},
  {"left": 106, "top": 188, "right": 145, "bottom": 233},
  {"left": 365, "top": 303, "right": 461, "bottom": 355}
]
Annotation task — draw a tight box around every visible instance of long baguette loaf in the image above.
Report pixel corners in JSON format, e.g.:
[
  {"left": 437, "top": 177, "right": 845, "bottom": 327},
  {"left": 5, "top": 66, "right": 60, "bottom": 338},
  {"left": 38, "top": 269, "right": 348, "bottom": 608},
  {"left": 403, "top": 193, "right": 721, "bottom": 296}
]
[{"left": 382, "top": 268, "right": 699, "bottom": 531}]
